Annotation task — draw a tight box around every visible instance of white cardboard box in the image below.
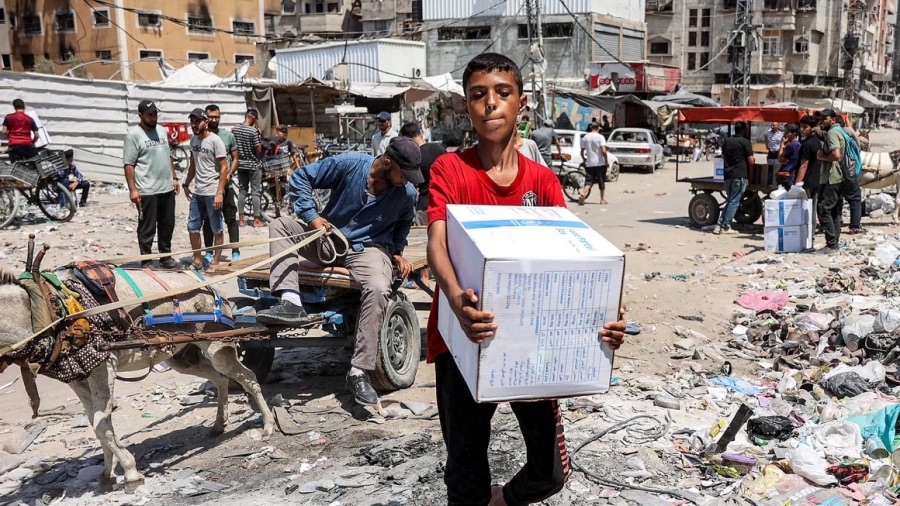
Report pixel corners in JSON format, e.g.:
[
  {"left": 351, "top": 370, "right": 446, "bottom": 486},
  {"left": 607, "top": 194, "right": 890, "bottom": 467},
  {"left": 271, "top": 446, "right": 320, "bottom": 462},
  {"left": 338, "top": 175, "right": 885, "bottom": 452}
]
[
  {"left": 764, "top": 199, "right": 813, "bottom": 227},
  {"left": 764, "top": 224, "right": 813, "bottom": 253},
  {"left": 713, "top": 158, "right": 724, "bottom": 182},
  {"left": 437, "top": 205, "right": 625, "bottom": 402}
]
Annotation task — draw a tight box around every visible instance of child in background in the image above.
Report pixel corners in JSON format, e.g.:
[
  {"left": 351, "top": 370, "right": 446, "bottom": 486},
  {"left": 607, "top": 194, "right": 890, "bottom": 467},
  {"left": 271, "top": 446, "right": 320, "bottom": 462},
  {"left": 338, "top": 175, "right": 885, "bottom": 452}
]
[{"left": 60, "top": 149, "right": 91, "bottom": 207}]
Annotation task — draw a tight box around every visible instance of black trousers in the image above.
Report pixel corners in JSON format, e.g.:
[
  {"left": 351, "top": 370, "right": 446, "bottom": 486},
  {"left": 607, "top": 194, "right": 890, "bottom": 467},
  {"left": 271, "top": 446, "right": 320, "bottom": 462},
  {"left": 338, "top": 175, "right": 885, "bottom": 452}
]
[
  {"left": 818, "top": 183, "right": 843, "bottom": 248},
  {"left": 71, "top": 181, "right": 90, "bottom": 205},
  {"left": 7, "top": 145, "right": 38, "bottom": 162},
  {"left": 202, "top": 183, "right": 239, "bottom": 252},
  {"left": 842, "top": 176, "right": 862, "bottom": 229},
  {"left": 804, "top": 184, "right": 820, "bottom": 234},
  {"left": 584, "top": 165, "right": 608, "bottom": 191},
  {"left": 137, "top": 191, "right": 175, "bottom": 259},
  {"left": 435, "top": 353, "right": 569, "bottom": 506}
]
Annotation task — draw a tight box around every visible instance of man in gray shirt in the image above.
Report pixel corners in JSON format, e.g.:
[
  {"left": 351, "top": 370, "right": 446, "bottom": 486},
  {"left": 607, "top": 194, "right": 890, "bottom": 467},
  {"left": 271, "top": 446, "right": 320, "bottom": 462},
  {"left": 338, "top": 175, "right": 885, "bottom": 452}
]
[
  {"left": 372, "top": 111, "right": 397, "bottom": 157},
  {"left": 183, "top": 108, "right": 228, "bottom": 269},
  {"left": 123, "top": 99, "right": 180, "bottom": 269},
  {"left": 531, "top": 118, "right": 562, "bottom": 166}
]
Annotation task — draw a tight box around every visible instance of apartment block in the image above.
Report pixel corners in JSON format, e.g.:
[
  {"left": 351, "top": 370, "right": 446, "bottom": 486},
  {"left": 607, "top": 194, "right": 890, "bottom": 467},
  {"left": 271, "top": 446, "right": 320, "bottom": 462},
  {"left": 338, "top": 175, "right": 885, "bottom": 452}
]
[{"left": 7, "top": 0, "right": 267, "bottom": 82}]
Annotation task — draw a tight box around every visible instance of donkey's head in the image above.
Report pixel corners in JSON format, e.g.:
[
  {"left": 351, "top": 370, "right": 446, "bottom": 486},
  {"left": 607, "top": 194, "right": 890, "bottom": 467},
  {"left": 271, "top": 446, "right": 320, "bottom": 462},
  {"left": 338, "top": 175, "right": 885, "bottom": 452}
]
[{"left": 0, "top": 269, "right": 33, "bottom": 351}]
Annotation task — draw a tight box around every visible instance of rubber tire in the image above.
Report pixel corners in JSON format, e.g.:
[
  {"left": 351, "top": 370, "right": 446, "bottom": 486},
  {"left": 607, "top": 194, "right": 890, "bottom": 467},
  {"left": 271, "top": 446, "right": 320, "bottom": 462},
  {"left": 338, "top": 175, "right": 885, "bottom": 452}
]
[
  {"left": 605, "top": 162, "right": 619, "bottom": 182},
  {"left": 689, "top": 192, "right": 721, "bottom": 228},
  {"left": 36, "top": 181, "right": 76, "bottom": 222},
  {"left": 371, "top": 293, "right": 421, "bottom": 392},
  {"left": 0, "top": 188, "right": 19, "bottom": 228},
  {"left": 734, "top": 192, "right": 763, "bottom": 224},
  {"left": 562, "top": 171, "right": 587, "bottom": 202}
]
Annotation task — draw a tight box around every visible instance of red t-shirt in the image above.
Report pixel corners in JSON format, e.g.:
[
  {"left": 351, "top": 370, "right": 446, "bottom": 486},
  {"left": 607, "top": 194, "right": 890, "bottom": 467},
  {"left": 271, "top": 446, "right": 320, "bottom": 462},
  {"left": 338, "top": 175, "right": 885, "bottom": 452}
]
[
  {"left": 426, "top": 147, "right": 566, "bottom": 363},
  {"left": 2, "top": 111, "right": 37, "bottom": 146}
]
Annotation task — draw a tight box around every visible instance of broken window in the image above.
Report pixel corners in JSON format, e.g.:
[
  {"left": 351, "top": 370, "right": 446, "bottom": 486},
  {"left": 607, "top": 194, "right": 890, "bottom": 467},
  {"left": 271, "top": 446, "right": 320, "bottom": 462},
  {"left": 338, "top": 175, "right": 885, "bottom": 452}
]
[
  {"left": 21, "top": 53, "right": 35, "bottom": 69},
  {"left": 723, "top": 0, "right": 737, "bottom": 10},
  {"left": 22, "top": 13, "right": 41, "bottom": 34},
  {"left": 646, "top": 0, "right": 674, "bottom": 12},
  {"left": 235, "top": 54, "right": 255, "bottom": 64},
  {"left": 438, "top": 26, "right": 490, "bottom": 41},
  {"left": 794, "top": 37, "right": 809, "bottom": 54},
  {"left": 688, "top": 52, "right": 697, "bottom": 70},
  {"left": 649, "top": 39, "right": 670, "bottom": 55},
  {"left": 764, "top": 0, "right": 796, "bottom": 10},
  {"left": 138, "top": 13, "right": 161, "bottom": 28},
  {"left": 55, "top": 11, "right": 75, "bottom": 32},
  {"left": 188, "top": 52, "right": 210, "bottom": 61},
  {"left": 187, "top": 14, "right": 213, "bottom": 34},
  {"left": 798, "top": 0, "right": 816, "bottom": 10},
  {"left": 233, "top": 21, "right": 255, "bottom": 36},
  {"left": 700, "top": 52, "right": 710, "bottom": 68},
  {"left": 517, "top": 23, "right": 574, "bottom": 39},
  {"left": 96, "top": 50, "right": 112, "bottom": 61},
  {"left": 139, "top": 49, "right": 162, "bottom": 61},
  {"left": 93, "top": 9, "right": 110, "bottom": 27}
]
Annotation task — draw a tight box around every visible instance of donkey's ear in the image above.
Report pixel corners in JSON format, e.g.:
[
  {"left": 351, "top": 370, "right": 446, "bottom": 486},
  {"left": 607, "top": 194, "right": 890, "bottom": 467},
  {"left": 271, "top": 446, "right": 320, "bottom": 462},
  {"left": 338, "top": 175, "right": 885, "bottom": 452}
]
[{"left": 0, "top": 269, "right": 18, "bottom": 286}]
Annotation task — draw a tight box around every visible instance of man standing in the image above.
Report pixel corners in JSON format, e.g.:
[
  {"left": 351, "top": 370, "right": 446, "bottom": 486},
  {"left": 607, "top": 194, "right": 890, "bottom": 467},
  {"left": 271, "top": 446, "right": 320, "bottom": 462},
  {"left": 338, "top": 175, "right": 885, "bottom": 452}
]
[
  {"left": 761, "top": 122, "right": 783, "bottom": 172},
  {"left": 776, "top": 124, "right": 801, "bottom": 189},
  {"left": 399, "top": 122, "right": 446, "bottom": 226},
  {"left": 797, "top": 115, "right": 822, "bottom": 232},
  {"left": 372, "top": 111, "right": 397, "bottom": 157},
  {"left": 183, "top": 108, "right": 228, "bottom": 269},
  {"left": 202, "top": 104, "right": 241, "bottom": 262},
  {"left": 579, "top": 123, "right": 609, "bottom": 206},
  {"left": 2, "top": 99, "right": 40, "bottom": 162},
  {"left": 123, "top": 100, "right": 180, "bottom": 269},
  {"left": 838, "top": 115, "right": 864, "bottom": 234},
  {"left": 531, "top": 118, "right": 562, "bottom": 166},
  {"left": 256, "top": 138, "right": 421, "bottom": 406},
  {"left": 714, "top": 121, "right": 754, "bottom": 235},
  {"left": 817, "top": 109, "right": 849, "bottom": 253},
  {"left": 233, "top": 108, "right": 265, "bottom": 228}
]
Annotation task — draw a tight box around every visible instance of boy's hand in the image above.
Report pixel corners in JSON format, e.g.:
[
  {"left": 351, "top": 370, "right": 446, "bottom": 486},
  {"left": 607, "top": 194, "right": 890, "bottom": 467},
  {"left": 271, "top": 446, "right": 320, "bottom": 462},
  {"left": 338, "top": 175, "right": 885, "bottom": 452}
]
[
  {"left": 450, "top": 288, "right": 496, "bottom": 344},
  {"left": 599, "top": 304, "right": 627, "bottom": 350}
]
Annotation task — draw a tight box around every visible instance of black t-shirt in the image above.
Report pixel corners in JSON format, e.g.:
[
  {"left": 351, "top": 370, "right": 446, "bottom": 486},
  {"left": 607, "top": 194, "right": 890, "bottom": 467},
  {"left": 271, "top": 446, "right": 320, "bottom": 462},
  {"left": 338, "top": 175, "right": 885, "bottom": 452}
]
[
  {"left": 417, "top": 142, "right": 447, "bottom": 210},
  {"left": 799, "top": 135, "right": 822, "bottom": 188},
  {"left": 722, "top": 136, "right": 753, "bottom": 179}
]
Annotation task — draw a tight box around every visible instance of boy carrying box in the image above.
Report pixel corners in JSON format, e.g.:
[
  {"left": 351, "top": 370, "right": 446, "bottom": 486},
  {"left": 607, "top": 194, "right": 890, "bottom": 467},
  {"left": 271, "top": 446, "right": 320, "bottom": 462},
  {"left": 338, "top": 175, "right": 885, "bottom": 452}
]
[{"left": 426, "top": 53, "right": 628, "bottom": 505}]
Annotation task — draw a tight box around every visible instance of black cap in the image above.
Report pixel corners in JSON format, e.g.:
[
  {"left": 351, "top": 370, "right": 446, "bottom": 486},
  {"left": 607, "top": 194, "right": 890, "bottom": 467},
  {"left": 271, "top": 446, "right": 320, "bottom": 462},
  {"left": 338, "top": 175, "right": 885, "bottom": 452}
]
[
  {"left": 246, "top": 108, "right": 259, "bottom": 118},
  {"left": 189, "top": 108, "right": 208, "bottom": 120},
  {"left": 383, "top": 137, "right": 423, "bottom": 185},
  {"left": 138, "top": 100, "right": 158, "bottom": 114},
  {"left": 818, "top": 108, "right": 838, "bottom": 118}
]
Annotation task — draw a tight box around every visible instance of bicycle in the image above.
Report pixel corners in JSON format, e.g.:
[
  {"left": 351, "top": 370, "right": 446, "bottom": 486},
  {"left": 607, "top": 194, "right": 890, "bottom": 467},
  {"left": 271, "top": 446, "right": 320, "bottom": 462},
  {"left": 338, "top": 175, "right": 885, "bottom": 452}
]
[{"left": 0, "top": 150, "right": 77, "bottom": 228}]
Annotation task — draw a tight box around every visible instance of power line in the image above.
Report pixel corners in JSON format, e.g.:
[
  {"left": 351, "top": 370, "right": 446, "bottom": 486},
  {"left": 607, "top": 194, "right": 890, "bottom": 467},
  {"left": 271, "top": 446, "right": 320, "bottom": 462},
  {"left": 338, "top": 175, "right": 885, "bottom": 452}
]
[{"left": 557, "top": 0, "right": 645, "bottom": 78}]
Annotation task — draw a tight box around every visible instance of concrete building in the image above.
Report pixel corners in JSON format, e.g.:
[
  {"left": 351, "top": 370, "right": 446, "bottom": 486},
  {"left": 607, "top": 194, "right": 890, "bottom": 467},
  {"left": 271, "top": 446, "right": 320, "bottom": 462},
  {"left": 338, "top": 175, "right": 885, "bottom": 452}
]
[
  {"left": 646, "top": 0, "right": 897, "bottom": 104},
  {"left": 6, "top": 0, "right": 269, "bottom": 81},
  {"left": 421, "top": 0, "right": 650, "bottom": 90},
  {"left": 266, "top": 0, "right": 361, "bottom": 39},
  {"left": 0, "top": 1, "right": 10, "bottom": 71},
  {"left": 360, "top": 0, "right": 421, "bottom": 36}
]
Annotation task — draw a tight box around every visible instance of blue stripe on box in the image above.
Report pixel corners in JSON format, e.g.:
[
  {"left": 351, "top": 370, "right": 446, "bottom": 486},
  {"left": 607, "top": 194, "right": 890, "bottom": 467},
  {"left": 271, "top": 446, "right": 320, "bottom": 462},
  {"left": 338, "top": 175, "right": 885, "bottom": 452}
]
[
  {"left": 778, "top": 202, "right": 785, "bottom": 225},
  {"left": 461, "top": 219, "right": 590, "bottom": 229},
  {"left": 778, "top": 228, "right": 784, "bottom": 251}
]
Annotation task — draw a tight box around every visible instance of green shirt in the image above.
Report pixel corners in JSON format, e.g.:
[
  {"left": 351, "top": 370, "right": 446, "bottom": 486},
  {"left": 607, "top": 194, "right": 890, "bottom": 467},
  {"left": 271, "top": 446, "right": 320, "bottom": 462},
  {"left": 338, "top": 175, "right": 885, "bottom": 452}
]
[
  {"left": 822, "top": 126, "right": 846, "bottom": 186},
  {"left": 123, "top": 125, "right": 173, "bottom": 196},
  {"left": 214, "top": 128, "right": 238, "bottom": 169}
]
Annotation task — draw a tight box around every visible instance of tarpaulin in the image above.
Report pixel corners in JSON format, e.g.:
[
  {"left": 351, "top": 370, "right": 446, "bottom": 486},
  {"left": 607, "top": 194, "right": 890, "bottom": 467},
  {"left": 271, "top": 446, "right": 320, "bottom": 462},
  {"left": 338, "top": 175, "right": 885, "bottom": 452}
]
[{"left": 678, "top": 107, "right": 807, "bottom": 124}]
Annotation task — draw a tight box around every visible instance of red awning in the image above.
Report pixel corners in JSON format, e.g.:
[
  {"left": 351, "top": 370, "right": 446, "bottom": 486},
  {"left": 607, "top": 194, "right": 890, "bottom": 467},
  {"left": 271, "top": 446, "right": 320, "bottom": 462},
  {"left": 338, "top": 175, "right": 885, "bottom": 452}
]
[{"left": 678, "top": 107, "right": 808, "bottom": 124}]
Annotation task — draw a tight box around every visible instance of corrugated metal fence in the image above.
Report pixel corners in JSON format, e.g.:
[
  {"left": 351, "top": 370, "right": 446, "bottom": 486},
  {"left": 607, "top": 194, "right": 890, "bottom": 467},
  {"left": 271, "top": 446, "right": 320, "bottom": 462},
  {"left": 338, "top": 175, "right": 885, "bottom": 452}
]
[{"left": 0, "top": 72, "right": 247, "bottom": 184}]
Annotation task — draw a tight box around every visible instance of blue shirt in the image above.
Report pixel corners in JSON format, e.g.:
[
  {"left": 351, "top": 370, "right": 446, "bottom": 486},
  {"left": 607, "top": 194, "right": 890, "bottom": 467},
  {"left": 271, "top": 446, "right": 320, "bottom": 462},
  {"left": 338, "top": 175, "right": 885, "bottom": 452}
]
[
  {"left": 289, "top": 152, "right": 417, "bottom": 254},
  {"left": 764, "top": 129, "right": 784, "bottom": 152},
  {"left": 780, "top": 140, "right": 801, "bottom": 184},
  {"left": 58, "top": 162, "right": 84, "bottom": 184}
]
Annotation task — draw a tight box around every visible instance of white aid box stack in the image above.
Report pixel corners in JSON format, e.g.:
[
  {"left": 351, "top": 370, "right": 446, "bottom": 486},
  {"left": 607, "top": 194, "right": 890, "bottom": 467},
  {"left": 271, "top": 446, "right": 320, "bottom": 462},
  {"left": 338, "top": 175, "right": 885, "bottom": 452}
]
[
  {"left": 713, "top": 158, "right": 724, "bottom": 182},
  {"left": 437, "top": 205, "right": 625, "bottom": 402},
  {"left": 764, "top": 199, "right": 814, "bottom": 253}
]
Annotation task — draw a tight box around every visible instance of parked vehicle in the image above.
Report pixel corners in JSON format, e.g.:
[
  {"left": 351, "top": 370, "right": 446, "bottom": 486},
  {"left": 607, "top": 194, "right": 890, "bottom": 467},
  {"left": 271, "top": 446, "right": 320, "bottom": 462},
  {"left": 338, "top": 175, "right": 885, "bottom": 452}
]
[
  {"left": 605, "top": 128, "right": 666, "bottom": 173},
  {"left": 554, "top": 129, "right": 620, "bottom": 182}
]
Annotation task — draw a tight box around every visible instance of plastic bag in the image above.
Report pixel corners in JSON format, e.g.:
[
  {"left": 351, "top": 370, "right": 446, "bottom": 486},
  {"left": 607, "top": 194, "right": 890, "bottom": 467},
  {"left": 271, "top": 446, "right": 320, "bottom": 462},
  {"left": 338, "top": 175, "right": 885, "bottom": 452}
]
[
  {"left": 786, "top": 185, "right": 808, "bottom": 200},
  {"left": 785, "top": 444, "right": 838, "bottom": 486},
  {"left": 873, "top": 243, "right": 900, "bottom": 266},
  {"left": 820, "top": 372, "right": 874, "bottom": 399},
  {"left": 794, "top": 312, "right": 834, "bottom": 334},
  {"left": 874, "top": 309, "right": 900, "bottom": 334},
  {"left": 747, "top": 416, "right": 795, "bottom": 441},
  {"left": 823, "top": 362, "right": 886, "bottom": 384},
  {"left": 810, "top": 420, "right": 863, "bottom": 459},
  {"left": 841, "top": 314, "right": 876, "bottom": 345}
]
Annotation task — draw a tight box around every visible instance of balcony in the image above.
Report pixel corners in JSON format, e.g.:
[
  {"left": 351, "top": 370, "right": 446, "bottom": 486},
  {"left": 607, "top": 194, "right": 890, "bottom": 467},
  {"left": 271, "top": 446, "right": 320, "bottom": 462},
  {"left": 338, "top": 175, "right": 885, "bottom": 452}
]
[
  {"left": 762, "top": 10, "right": 796, "bottom": 30},
  {"left": 755, "top": 55, "right": 786, "bottom": 74},
  {"left": 298, "top": 12, "right": 345, "bottom": 34}
]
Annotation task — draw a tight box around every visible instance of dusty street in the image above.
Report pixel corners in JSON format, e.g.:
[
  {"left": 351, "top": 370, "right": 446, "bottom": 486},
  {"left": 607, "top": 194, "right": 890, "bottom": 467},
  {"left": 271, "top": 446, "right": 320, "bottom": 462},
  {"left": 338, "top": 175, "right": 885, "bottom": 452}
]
[{"left": 1, "top": 130, "right": 899, "bottom": 505}]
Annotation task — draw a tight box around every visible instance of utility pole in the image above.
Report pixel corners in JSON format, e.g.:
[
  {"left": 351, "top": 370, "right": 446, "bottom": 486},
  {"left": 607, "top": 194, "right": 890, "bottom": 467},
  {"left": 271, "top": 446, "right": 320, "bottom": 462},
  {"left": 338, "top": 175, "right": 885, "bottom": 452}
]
[
  {"left": 524, "top": 0, "right": 549, "bottom": 121},
  {"left": 843, "top": 1, "right": 865, "bottom": 101},
  {"left": 729, "top": 0, "right": 754, "bottom": 105}
]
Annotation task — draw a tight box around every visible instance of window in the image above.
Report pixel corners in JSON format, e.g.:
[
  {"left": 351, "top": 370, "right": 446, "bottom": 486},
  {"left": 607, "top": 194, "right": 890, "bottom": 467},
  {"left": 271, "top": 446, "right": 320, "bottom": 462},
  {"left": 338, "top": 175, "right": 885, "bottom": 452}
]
[
  {"left": 649, "top": 39, "right": 671, "bottom": 55},
  {"left": 516, "top": 22, "right": 574, "bottom": 38},
  {"left": 701, "top": 8, "right": 711, "bottom": 27},
  {"left": 688, "top": 32, "right": 697, "bottom": 46},
  {"left": 188, "top": 52, "right": 210, "bottom": 61},
  {"left": 794, "top": 37, "right": 809, "bottom": 54},
  {"left": 55, "top": 11, "right": 76, "bottom": 33},
  {"left": 96, "top": 50, "right": 112, "bottom": 61},
  {"left": 701, "top": 31, "right": 710, "bottom": 46},
  {"left": 0, "top": 9, "right": 6, "bottom": 24},
  {"left": 139, "top": 49, "right": 163, "bottom": 61},
  {"left": 700, "top": 52, "right": 710, "bottom": 68},
  {"left": 93, "top": 9, "right": 110, "bottom": 27},
  {"left": 283, "top": 0, "right": 296, "bottom": 14},
  {"left": 235, "top": 54, "right": 255, "bottom": 64},
  {"left": 22, "top": 13, "right": 42, "bottom": 34},
  {"left": 723, "top": 0, "right": 737, "bottom": 9},
  {"left": 687, "top": 52, "right": 697, "bottom": 70},
  {"left": 1, "top": 55, "right": 9, "bottom": 69},
  {"left": 327, "top": 2, "right": 339, "bottom": 12},
  {"left": 233, "top": 20, "right": 255, "bottom": 36},
  {"left": 187, "top": 14, "right": 213, "bottom": 34},
  {"left": 438, "top": 26, "right": 491, "bottom": 41},
  {"left": 763, "top": 31, "right": 783, "bottom": 56},
  {"left": 138, "top": 12, "right": 161, "bottom": 28},
  {"left": 688, "top": 9, "right": 698, "bottom": 27},
  {"left": 373, "top": 20, "right": 389, "bottom": 31},
  {"left": 21, "top": 54, "right": 35, "bottom": 70}
]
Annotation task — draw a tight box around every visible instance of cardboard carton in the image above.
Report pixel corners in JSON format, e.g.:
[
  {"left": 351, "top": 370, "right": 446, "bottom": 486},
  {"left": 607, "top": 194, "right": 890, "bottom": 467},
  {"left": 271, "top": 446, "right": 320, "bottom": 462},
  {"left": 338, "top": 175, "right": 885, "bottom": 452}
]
[
  {"left": 764, "top": 199, "right": 813, "bottom": 227},
  {"left": 764, "top": 224, "right": 813, "bottom": 252},
  {"left": 437, "top": 205, "right": 625, "bottom": 402},
  {"left": 713, "top": 158, "right": 724, "bottom": 182}
]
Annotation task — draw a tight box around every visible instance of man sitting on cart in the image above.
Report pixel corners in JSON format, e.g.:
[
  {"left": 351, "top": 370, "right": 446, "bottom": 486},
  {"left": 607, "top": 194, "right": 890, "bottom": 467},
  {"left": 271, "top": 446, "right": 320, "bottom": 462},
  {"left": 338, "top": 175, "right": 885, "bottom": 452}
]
[{"left": 256, "top": 137, "right": 421, "bottom": 406}]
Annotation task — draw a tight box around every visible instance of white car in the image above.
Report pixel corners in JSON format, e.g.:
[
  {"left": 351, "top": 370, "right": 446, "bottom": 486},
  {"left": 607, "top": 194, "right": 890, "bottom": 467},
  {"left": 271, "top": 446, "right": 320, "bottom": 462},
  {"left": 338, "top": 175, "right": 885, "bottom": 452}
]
[
  {"left": 554, "top": 129, "right": 620, "bottom": 182},
  {"left": 605, "top": 128, "right": 666, "bottom": 173}
]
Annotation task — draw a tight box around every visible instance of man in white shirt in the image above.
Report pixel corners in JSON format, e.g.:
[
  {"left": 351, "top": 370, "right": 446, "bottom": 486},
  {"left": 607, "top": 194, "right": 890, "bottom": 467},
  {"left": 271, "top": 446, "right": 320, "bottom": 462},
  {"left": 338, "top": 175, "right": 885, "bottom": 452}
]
[
  {"left": 372, "top": 111, "right": 397, "bottom": 156},
  {"left": 579, "top": 123, "right": 609, "bottom": 205}
]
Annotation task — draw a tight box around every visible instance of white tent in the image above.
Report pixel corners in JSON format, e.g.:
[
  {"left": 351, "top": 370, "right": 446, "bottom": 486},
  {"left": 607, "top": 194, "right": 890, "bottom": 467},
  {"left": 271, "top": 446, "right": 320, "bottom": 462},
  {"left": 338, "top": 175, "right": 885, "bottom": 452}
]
[
  {"left": 157, "top": 62, "right": 225, "bottom": 88},
  {"left": 418, "top": 73, "right": 465, "bottom": 97}
]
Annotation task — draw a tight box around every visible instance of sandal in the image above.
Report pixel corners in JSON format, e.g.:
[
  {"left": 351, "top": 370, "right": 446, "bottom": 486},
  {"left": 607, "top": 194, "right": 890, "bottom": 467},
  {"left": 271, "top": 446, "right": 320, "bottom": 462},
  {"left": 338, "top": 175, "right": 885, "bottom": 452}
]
[
  {"left": 848, "top": 228, "right": 867, "bottom": 234},
  {"left": 189, "top": 261, "right": 205, "bottom": 272}
]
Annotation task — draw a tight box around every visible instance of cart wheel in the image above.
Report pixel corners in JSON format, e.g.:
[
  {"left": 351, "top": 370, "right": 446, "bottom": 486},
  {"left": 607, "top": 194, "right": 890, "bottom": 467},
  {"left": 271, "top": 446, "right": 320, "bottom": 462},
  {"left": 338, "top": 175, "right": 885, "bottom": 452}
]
[
  {"left": 36, "top": 181, "right": 76, "bottom": 222},
  {"left": 562, "top": 171, "right": 587, "bottom": 202},
  {"left": 605, "top": 162, "right": 619, "bottom": 182},
  {"left": 689, "top": 192, "right": 720, "bottom": 228},
  {"left": 371, "top": 292, "right": 420, "bottom": 392},
  {"left": 734, "top": 192, "right": 763, "bottom": 224},
  {"left": 0, "top": 188, "right": 19, "bottom": 228}
]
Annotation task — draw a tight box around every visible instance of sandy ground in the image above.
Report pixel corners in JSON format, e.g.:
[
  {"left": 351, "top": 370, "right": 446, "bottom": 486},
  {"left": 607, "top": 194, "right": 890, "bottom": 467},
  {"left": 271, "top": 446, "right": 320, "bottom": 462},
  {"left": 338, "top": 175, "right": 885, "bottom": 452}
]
[{"left": 0, "top": 129, "right": 897, "bottom": 505}]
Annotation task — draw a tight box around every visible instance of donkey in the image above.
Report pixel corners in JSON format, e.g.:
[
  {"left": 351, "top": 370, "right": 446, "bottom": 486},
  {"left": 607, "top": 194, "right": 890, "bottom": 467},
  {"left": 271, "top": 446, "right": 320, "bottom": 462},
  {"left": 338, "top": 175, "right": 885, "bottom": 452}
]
[
  {"left": 0, "top": 267, "right": 274, "bottom": 493},
  {"left": 858, "top": 151, "right": 900, "bottom": 224}
]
